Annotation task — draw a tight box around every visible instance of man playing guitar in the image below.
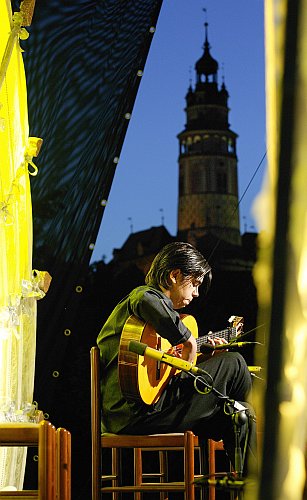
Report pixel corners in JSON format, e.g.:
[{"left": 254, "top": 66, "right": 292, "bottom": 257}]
[{"left": 97, "top": 241, "right": 256, "bottom": 474}]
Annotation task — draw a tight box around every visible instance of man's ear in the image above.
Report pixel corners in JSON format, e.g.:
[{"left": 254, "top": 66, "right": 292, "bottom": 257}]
[{"left": 169, "top": 269, "right": 181, "bottom": 284}]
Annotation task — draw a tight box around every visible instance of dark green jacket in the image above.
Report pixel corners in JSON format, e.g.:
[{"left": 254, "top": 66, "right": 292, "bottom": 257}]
[{"left": 97, "top": 285, "right": 191, "bottom": 433}]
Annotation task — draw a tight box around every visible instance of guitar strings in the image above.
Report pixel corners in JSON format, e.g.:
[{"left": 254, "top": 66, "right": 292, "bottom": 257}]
[{"left": 228, "top": 323, "right": 266, "bottom": 344}]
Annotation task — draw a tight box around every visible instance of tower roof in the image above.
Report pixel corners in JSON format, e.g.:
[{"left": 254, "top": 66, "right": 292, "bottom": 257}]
[{"left": 195, "top": 22, "right": 218, "bottom": 80}]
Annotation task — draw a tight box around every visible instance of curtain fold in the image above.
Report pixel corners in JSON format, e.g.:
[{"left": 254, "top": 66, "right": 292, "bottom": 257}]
[{"left": 0, "top": 0, "right": 39, "bottom": 489}]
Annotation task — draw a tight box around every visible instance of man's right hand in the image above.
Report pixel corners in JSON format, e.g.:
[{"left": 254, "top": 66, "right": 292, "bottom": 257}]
[{"left": 180, "top": 335, "right": 197, "bottom": 364}]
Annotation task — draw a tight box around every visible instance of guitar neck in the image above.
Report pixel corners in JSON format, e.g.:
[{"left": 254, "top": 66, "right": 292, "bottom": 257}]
[{"left": 196, "top": 327, "right": 237, "bottom": 352}]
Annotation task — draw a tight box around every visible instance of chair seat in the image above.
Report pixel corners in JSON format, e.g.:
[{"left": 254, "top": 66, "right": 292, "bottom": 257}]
[{"left": 101, "top": 432, "right": 200, "bottom": 448}]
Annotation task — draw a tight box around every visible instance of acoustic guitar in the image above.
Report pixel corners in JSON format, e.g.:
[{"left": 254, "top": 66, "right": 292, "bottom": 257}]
[{"left": 118, "top": 314, "right": 243, "bottom": 405}]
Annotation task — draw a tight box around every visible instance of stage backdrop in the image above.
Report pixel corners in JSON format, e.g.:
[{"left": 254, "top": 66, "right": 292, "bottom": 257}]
[{"left": 17, "top": 0, "right": 163, "bottom": 496}]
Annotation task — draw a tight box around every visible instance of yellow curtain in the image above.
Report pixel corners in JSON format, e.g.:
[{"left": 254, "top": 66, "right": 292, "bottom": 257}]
[
  {"left": 0, "top": 0, "right": 42, "bottom": 489},
  {"left": 251, "top": 1, "right": 307, "bottom": 499}
]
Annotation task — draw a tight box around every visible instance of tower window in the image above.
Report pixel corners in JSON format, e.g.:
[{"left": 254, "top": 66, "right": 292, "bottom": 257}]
[
  {"left": 221, "top": 137, "right": 228, "bottom": 154},
  {"left": 190, "top": 164, "right": 205, "bottom": 193},
  {"left": 187, "top": 136, "right": 193, "bottom": 153},
  {"left": 179, "top": 173, "right": 184, "bottom": 193},
  {"left": 228, "top": 139, "right": 236, "bottom": 154},
  {"left": 203, "top": 135, "right": 211, "bottom": 153},
  {"left": 180, "top": 141, "right": 188, "bottom": 154},
  {"left": 216, "top": 171, "right": 227, "bottom": 193},
  {"left": 192, "top": 135, "right": 202, "bottom": 153}
]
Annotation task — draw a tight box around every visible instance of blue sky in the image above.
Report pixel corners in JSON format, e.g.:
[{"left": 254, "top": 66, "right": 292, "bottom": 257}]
[{"left": 91, "top": 0, "right": 266, "bottom": 263}]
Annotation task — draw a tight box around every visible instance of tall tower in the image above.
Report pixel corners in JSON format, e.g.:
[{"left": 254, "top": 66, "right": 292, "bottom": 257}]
[{"left": 177, "top": 22, "right": 241, "bottom": 247}]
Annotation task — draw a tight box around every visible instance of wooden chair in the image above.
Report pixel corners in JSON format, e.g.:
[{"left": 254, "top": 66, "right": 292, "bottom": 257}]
[
  {"left": 90, "top": 346, "right": 206, "bottom": 500},
  {"left": 0, "top": 420, "right": 71, "bottom": 500}
]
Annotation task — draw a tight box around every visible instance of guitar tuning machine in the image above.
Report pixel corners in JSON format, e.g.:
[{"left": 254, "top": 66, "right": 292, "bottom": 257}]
[{"left": 228, "top": 315, "right": 244, "bottom": 325}]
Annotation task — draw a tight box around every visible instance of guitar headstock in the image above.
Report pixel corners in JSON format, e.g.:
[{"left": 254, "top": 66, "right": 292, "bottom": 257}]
[{"left": 228, "top": 315, "right": 244, "bottom": 337}]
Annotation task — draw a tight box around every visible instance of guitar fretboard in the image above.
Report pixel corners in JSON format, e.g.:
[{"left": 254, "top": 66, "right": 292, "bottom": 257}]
[{"left": 196, "top": 327, "right": 237, "bottom": 352}]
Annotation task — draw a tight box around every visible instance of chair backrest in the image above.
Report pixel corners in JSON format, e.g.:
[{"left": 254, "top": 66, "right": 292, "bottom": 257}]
[
  {"left": 90, "top": 346, "right": 102, "bottom": 500},
  {"left": 0, "top": 420, "right": 56, "bottom": 499}
]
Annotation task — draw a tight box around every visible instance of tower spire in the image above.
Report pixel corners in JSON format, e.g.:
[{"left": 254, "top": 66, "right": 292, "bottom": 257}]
[
  {"left": 202, "top": 6, "right": 208, "bottom": 24},
  {"left": 204, "top": 21, "right": 209, "bottom": 49},
  {"left": 195, "top": 17, "right": 218, "bottom": 84}
]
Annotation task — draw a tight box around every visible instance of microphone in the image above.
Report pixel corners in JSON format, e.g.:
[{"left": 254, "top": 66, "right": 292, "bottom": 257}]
[
  {"left": 128, "top": 340, "right": 208, "bottom": 377},
  {"left": 199, "top": 341, "right": 255, "bottom": 354}
]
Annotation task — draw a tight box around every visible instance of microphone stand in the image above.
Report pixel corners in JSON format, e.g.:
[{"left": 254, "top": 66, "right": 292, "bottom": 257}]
[
  {"left": 235, "top": 420, "right": 244, "bottom": 479},
  {"left": 229, "top": 406, "right": 250, "bottom": 500}
]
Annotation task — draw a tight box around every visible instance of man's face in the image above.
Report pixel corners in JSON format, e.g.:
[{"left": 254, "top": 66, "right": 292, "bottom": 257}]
[{"left": 168, "top": 270, "right": 203, "bottom": 309}]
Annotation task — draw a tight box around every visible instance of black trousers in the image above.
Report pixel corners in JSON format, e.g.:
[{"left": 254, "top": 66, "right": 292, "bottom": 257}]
[{"left": 120, "top": 352, "right": 257, "bottom": 474}]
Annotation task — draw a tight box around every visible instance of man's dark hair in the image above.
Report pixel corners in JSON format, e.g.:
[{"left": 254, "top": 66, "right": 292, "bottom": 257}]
[{"left": 145, "top": 242, "right": 211, "bottom": 293}]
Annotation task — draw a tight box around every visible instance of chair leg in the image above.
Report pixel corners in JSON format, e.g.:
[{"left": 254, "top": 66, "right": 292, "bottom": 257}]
[
  {"left": 198, "top": 441, "right": 206, "bottom": 500},
  {"left": 208, "top": 440, "right": 216, "bottom": 500},
  {"left": 112, "top": 448, "right": 121, "bottom": 500},
  {"left": 159, "top": 451, "right": 168, "bottom": 500},
  {"left": 56, "top": 427, "right": 71, "bottom": 500},
  {"left": 39, "top": 420, "right": 56, "bottom": 500},
  {"left": 134, "top": 448, "right": 142, "bottom": 500},
  {"left": 135, "top": 448, "right": 169, "bottom": 500},
  {"left": 184, "top": 431, "right": 195, "bottom": 500}
]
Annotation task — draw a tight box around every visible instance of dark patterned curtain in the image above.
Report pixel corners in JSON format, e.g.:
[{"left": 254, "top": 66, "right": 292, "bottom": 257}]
[{"left": 17, "top": 0, "right": 163, "bottom": 495}]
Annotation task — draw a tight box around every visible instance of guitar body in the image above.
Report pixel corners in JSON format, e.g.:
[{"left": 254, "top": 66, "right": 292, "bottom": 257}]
[
  {"left": 119, "top": 314, "right": 242, "bottom": 405},
  {"left": 118, "top": 314, "right": 198, "bottom": 405}
]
